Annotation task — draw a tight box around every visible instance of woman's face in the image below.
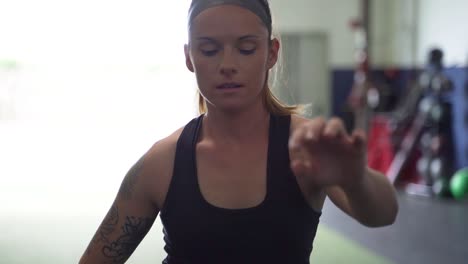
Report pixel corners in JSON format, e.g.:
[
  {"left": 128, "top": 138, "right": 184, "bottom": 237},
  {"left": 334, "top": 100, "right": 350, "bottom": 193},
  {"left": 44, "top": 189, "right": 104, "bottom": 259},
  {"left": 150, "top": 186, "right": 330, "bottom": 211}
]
[{"left": 185, "top": 4, "right": 279, "bottom": 113}]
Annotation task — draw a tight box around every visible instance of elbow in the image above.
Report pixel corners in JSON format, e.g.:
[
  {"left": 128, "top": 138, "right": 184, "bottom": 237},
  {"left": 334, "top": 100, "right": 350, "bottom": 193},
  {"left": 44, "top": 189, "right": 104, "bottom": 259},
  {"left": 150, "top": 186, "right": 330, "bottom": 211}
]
[
  {"left": 383, "top": 190, "right": 400, "bottom": 226},
  {"left": 362, "top": 214, "right": 396, "bottom": 228},
  {"left": 362, "top": 199, "right": 399, "bottom": 228},
  {"left": 359, "top": 216, "right": 395, "bottom": 228}
]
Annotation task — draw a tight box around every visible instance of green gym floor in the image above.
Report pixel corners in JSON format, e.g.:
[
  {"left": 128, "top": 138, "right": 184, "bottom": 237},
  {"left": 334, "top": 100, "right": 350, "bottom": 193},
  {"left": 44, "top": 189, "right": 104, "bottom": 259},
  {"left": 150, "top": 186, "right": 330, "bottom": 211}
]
[
  {"left": 2, "top": 194, "right": 467, "bottom": 264},
  {"left": 1, "top": 123, "right": 467, "bottom": 264},
  {"left": 0, "top": 214, "right": 390, "bottom": 264}
]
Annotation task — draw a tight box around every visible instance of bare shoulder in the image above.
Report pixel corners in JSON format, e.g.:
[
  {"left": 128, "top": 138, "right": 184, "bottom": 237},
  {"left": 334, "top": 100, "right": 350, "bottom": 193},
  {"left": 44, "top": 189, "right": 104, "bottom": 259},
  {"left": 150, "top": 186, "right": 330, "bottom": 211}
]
[
  {"left": 80, "top": 126, "right": 186, "bottom": 263},
  {"left": 145, "top": 127, "right": 184, "bottom": 172},
  {"left": 141, "top": 126, "right": 185, "bottom": 209}
]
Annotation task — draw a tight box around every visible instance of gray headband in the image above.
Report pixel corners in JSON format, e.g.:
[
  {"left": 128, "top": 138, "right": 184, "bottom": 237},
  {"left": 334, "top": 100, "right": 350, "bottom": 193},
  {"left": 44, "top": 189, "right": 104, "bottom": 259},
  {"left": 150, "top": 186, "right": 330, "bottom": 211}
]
[{"left": 188, "top": 0, "right": 272, "bottom": 36}]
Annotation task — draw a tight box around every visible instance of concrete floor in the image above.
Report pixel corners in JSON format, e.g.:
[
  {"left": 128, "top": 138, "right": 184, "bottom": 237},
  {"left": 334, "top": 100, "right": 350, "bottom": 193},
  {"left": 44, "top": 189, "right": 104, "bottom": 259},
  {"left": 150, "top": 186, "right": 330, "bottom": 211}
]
[{"left": 321, "top": 191, "right": 468, "bottom": 264}]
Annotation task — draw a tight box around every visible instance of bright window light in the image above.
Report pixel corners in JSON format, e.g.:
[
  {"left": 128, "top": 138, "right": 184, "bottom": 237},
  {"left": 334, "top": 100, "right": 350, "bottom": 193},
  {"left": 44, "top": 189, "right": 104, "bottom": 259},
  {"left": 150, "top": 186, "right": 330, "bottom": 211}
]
[{"left": 0, "top": 0, "right": 197, "bottom": 218}]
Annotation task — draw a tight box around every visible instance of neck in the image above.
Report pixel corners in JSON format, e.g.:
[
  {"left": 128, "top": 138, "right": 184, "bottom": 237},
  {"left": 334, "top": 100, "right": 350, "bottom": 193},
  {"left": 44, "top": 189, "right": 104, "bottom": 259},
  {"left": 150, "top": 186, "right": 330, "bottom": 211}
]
[{"left": 202, "top": 100, "right": 270, "bottom": 145}]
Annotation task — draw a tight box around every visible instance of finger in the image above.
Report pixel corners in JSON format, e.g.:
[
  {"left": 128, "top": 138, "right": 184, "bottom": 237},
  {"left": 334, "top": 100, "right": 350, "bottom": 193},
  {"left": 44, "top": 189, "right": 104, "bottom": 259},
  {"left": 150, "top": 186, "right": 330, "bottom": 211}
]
[
  {"left": 297, "top": 118, "right": 327, "bottom": 154},
  {"left": 289, "top": 124, "right": 309, "bottom": 151},
  {"left": 302, "top": 117, "right": 326, "bottom": 145},
  {"left": 289, "top": 125, "right": 310, "bottom": 171},
  {"left": 351, "top": 129, "right": 367, "bottom": 150},
  {"left": 289, "top": 117, "right": 325, "bottom": 149},
  {"left": 323, "top": 117, "right": 347, "bottom": 139}
]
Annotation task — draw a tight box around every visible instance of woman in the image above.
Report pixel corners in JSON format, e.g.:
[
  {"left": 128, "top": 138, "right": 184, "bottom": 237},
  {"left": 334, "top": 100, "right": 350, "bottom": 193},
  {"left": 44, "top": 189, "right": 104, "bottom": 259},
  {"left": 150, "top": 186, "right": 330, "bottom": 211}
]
[{"left": 79, "top": 0, "right": 398, "bottom": 263}]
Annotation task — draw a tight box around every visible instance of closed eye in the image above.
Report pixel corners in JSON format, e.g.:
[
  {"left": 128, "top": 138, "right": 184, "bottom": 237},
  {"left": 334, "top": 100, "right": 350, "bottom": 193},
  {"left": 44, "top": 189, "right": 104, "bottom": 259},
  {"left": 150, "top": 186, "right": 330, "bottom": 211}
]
[
  {"left": 201, "top": 49, "right": 218, "bottom": 56},
  {"left": 239, "top": 49, "right": 256, "bottom": 55}
]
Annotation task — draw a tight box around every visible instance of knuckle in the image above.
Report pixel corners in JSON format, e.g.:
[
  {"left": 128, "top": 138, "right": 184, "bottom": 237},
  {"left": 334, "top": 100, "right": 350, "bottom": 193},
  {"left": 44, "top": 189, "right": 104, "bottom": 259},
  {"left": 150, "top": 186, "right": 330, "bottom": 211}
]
[
  {"left": 314, "top": 116, "right": 326, "bottom": 125},
  {"left": 329, "top": 117, "right": 343, "bottom": 126}
]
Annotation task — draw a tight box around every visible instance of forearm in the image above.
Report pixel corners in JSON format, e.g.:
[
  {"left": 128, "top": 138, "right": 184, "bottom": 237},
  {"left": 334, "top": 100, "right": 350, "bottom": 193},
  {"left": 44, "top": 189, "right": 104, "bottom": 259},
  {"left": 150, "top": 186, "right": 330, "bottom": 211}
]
[
  {"left": 79, "top": 202, "right": 156, "bottom": 264},
  {"left": 343, "top": 167, "right": 398, "bottom": 227}
]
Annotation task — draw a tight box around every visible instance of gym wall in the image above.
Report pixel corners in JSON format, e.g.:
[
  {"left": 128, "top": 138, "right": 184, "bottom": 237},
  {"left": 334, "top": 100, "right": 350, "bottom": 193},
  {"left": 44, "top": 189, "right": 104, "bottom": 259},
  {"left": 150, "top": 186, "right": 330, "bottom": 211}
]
[
  {"left": 271, "top": 0, "right": 468, "bottom": 169},
  {"left": 375, "top": 0, "right": 468, "bottom": 169},
  {"left": 270, "top": 0, "right": 360, "bottom": 68},
  {"left": 378, "top": 0, "right": 468, "bottom": 67},
  {"left": 416, "top": 0, "right": 468, "bottom": 66}
]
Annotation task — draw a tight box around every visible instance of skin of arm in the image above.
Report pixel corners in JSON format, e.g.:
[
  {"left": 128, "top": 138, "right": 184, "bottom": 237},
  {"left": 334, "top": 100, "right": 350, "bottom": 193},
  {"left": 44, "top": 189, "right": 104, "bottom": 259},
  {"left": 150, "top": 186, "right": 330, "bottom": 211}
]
[
  {"left": 326, "top": 167, "right": 398, "bottom": 227},
  {"left": 79, "top": 154, "right": 159, "bottom": 264},
  {"left": 289, "top": 115, "right": 398, "bottom": 227}
]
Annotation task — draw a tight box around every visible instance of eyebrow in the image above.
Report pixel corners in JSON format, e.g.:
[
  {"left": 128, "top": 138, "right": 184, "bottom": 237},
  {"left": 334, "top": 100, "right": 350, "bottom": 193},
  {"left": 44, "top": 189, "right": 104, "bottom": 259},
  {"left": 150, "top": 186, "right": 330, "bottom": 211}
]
[
  {"left": 195, "top": 37, "right": 216, "bottom": 42},
  {"left": 195, "top": 35, "right": 260, "bottom": 42},
  {"left": 239, "top": 35, "right": 260, "bottom": 40}
]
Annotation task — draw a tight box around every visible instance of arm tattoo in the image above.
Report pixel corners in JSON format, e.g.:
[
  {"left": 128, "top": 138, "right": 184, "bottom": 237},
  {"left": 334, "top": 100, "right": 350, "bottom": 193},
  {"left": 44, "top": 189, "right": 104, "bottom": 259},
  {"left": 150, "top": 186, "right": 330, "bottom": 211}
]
[
  {"left": 119, "top": 155, "right": 146, "bottom": 200},
  {"left": 102, "top": 215, "right": 154, "bottom": 263},
  {"left": 85, "top": 205, "right": 154, "bottom": 263},
  {"left": 86, "top": 204, "right": 119, "bottom": 256}
]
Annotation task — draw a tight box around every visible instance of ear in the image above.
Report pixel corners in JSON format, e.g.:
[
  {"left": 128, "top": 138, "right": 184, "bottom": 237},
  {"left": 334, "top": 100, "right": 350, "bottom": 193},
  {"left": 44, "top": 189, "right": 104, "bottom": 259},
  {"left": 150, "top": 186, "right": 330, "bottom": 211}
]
[
  {"left": 267, "top": 38, "right": 280, "bottom": 70},
  {"left": 184, "top": 44, "right": 194, "bottom": 72}
]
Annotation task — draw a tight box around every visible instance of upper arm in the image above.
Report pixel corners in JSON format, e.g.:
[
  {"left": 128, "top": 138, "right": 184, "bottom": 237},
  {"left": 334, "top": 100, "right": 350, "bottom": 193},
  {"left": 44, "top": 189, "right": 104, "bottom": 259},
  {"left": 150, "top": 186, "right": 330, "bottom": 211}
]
[
  {"left": 80, "top": 131, "right": 181, "bottom": 264},
  {"left": 79, "top": 154, "right": 158, "bottom": 264}
]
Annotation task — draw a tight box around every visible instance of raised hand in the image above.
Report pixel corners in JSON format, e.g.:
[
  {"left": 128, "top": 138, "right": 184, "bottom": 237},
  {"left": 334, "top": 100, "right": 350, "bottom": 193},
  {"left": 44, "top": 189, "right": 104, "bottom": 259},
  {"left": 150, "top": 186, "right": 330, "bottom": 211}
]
[{"left": 289, "top": 117, "right": 367, "bottom": 190}]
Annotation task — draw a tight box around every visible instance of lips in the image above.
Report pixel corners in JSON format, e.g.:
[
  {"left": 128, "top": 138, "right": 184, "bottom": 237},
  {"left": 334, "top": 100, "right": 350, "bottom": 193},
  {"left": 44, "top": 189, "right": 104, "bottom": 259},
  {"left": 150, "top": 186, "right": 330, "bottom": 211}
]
[{"left": 216, "top": 82, "right": 243, "bottom": 89}]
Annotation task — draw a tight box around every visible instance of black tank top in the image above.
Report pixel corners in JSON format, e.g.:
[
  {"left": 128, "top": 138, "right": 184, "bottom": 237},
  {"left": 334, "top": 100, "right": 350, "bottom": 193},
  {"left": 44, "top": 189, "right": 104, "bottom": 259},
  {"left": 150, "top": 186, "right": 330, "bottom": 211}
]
[{"left": 160, "top": 114, "right": 321, "bottom": 264}]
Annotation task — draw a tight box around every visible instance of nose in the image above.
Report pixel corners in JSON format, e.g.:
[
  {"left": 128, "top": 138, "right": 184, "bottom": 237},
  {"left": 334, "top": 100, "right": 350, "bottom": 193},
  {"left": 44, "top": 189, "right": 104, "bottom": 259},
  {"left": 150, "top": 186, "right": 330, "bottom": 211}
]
[{"left": 219, "top": 49, "right": 238, "bottom": 76}]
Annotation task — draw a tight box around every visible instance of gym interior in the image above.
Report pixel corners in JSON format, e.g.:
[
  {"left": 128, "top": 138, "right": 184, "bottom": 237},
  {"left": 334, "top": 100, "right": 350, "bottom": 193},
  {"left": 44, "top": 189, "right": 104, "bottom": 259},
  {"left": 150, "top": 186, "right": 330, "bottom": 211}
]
[{"left": 1, "top": 0, "right": 467, "bottom": 263}]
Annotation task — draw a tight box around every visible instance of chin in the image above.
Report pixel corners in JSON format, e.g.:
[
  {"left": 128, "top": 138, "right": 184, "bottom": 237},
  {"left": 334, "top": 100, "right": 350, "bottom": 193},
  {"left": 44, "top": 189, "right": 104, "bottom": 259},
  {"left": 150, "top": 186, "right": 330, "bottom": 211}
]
[
  {"left": 206, "top": 94, "right": 263, "bottom": 114},
  {"left": 214, "top": 104, "right": 246, "bottom": 114}
]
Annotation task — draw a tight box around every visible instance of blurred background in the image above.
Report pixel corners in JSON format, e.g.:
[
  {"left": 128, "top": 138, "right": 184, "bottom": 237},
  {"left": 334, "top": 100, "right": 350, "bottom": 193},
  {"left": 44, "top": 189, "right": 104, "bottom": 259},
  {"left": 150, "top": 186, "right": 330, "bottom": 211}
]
[{"left": 1, "top": 0, "right": 467, "bottom": 263}]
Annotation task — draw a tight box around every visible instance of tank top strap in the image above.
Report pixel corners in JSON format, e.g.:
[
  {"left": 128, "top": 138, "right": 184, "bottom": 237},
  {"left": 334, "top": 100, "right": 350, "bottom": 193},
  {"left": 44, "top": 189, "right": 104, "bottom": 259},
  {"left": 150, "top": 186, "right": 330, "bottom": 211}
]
[
  {"left": 161, "top": 114, "right": 203, "bottom": 216},
  {"left": 174, "top": 114, "right": 203, "bottom": 183},
  {"left": 266, "top": 114, "right": 304, "bottom": 204}
]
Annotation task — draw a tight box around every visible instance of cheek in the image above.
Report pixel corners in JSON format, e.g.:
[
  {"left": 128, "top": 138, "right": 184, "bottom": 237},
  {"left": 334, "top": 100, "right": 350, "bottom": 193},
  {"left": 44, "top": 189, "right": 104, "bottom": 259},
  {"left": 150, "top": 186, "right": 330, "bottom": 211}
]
[
  {"left": 191, "top": 55, "right": 217, "bottom": 75},
  {"left": 248, "top": 48, "right": 270, "bottom": 71},
  {"left": 244, "top": 56, "right": 268, "bottom": 83},
  {"left": 191, "top": 58, "right": 213, "bottom": 89}
]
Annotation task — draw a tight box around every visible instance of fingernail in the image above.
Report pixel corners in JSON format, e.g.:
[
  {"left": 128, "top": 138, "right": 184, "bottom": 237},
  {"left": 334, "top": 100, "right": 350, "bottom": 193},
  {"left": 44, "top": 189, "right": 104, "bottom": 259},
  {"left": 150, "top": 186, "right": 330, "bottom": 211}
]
[{"left": 306, "top": 130, "right": 314, "bottom": 140}]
